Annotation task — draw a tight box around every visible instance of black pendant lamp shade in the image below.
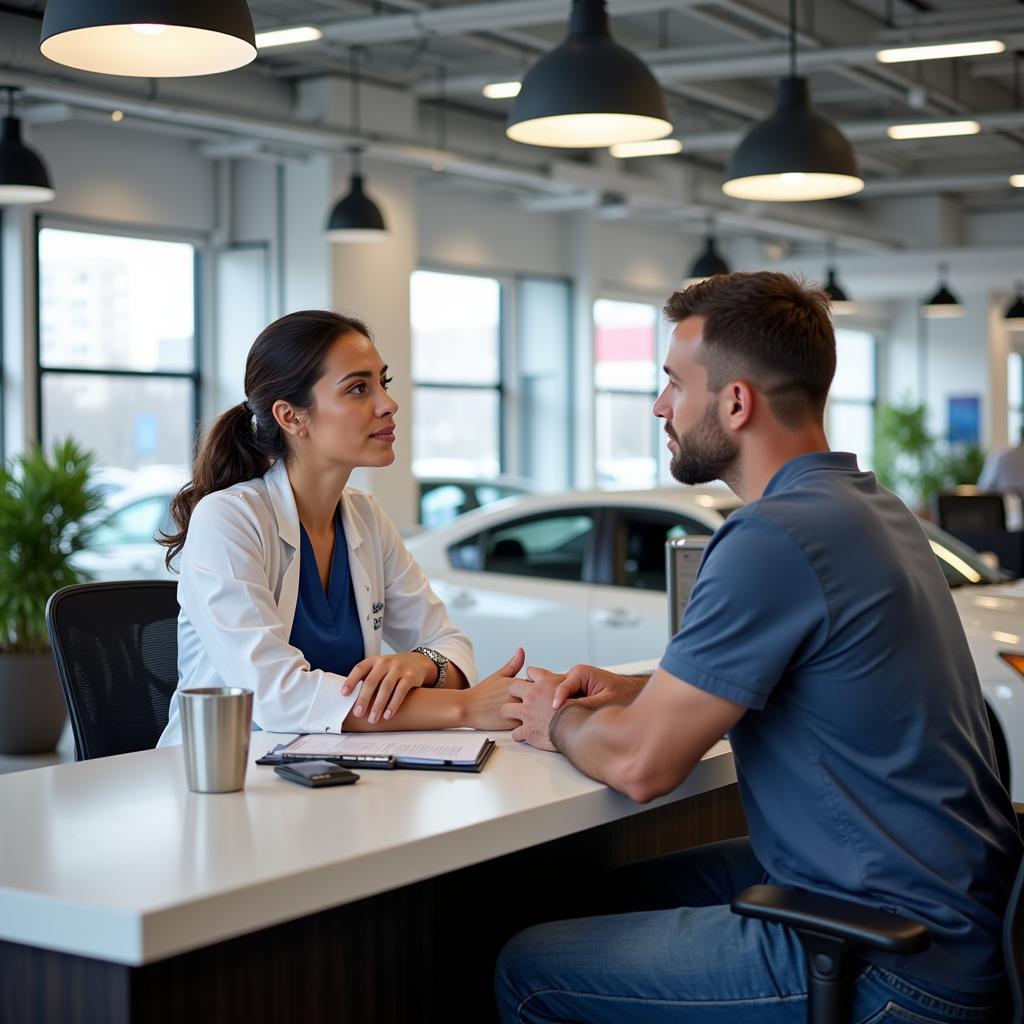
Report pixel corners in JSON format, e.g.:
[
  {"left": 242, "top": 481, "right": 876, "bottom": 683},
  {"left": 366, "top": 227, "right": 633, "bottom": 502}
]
[
  {"left": 40, "top": 0, "right": 256, "bottom": 78},
  {"left": 326, "top": 170, "right": 388, "bottom": 243},
  {"left": 922, "top": 264, "right": 963, "bottom": 318},
  {"left": 723, "top": 77, "right": 863, "bottom": 201},
  {"left": 0, "top": 89, "right": 54, "bottom": 205},
  {"left": 823, "top": 267, "right": 855, "bottom": 314},
  {"left": 1005, "top": 284, "right": 1024, "bottom": 324},
  {"left": 506, "top": 0, "right": 671, "bottom": 148},
  {"left": 687, "top": 236, "right": 730, "bottom": 282}
]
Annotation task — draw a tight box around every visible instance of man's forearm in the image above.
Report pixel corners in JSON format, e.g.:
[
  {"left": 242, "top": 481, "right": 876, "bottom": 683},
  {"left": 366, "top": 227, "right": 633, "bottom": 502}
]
[{"left": 549, "top": 701, "right": 637, "bottom": 789}]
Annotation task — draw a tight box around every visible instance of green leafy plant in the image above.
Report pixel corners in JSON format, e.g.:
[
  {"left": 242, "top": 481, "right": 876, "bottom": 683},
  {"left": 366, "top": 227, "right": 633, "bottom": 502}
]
[
  {"left": 0, "top": 439, "right": 104, "bottom": 654},
  {"left": 874, "top": 398, "right": 985, "bottom": 509}
]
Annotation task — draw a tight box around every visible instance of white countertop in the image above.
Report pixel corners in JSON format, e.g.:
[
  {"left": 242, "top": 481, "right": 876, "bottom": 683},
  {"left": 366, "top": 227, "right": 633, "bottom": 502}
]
[{"left": 0, "top": 727, "right": 734, "bottom": 966}]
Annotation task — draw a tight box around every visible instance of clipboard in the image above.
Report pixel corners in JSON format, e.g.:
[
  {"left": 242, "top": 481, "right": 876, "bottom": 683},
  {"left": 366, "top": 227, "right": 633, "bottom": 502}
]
[{"left": 266, "top": 734, "right": 497, "bottom": 774}]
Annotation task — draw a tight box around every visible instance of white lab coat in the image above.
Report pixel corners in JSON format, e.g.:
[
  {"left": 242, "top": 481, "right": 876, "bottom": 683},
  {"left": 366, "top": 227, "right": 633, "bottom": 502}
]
[{"left": 157, "top": 459, "right": 476, "bottom": 746}]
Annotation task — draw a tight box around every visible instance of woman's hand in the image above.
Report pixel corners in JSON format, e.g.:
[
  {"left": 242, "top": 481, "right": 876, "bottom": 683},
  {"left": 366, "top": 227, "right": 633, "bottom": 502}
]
[
  {"left": 463, "top": 648, "right": 526, "bottom": 731},
  {"left": 342, "top": 651, "right": 443, "bottom": 724}
]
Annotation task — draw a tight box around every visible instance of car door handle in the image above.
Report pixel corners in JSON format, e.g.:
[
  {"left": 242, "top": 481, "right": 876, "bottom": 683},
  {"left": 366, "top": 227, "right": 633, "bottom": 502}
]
[
  {"left": 449, "top": 590, "right": 477, "bottom": 610},
  {"left": 599, "top": 607, "right": 641, "bottom": 627}
]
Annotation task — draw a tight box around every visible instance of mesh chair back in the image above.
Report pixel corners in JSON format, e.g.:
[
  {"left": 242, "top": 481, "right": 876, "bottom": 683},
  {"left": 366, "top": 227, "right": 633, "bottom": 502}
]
[
  {"left": 935, "top": 492, "right": 1007, "bottom": 533},
  {"left": 46, "top": 581, "right": 180, "bottom": 760}
]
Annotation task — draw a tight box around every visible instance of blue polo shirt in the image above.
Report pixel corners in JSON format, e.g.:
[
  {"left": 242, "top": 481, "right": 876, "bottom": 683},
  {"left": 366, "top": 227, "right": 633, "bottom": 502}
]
[{"left": 660, "top": 451, "right": 1020, "bottom": 993}]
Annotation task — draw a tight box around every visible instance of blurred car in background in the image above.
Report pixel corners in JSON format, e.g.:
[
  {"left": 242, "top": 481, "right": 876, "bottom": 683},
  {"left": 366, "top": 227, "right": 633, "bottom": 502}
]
[
  {"left": 408, "top": 489, "right": 1024, "bottom": 800},
  {"left": 417, "top": 476, "right": 536, "bottom": 529},
  {"left": 74, "top": 467, "right": 185, "bottom": 582}
]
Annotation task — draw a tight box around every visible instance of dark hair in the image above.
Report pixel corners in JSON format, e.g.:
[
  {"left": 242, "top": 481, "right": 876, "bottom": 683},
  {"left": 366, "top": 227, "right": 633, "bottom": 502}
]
[
  {"left": 663, "top": 271, "right": 836, "bottom": 428},
  {"left": 161, "top": 309, "right": 371, "bottom": 568}
]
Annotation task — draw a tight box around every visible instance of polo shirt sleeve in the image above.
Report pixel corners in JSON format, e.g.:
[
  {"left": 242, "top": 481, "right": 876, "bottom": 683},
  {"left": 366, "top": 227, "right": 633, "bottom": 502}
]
[{"left": 659, "top": 512, "right": 829, "bottom": 710}]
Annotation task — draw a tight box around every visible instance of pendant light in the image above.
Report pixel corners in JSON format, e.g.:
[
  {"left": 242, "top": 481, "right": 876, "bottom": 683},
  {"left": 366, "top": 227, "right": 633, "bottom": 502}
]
[
  {"left": 39, "top": 0, "right": 256, "bottom": 78},
  {"left": 822, "top": 240, "right": 854, "bottom": 314},
  {"left": 1005, "top": 282, "right": 1024, "bottom": 325},
  {"left": 326, "top": 50, "right": 388, "bottom": 244},
  {"left": 506, "top": 0, "right": 671, "bottom": 149},
  {"left": 922, "top": 263, "right": 964, "bottom": 318},
  {"left": 685, "top": 220, "right": 730, "bottom": 285},
  {"left": 723, "top": 0, "right": 863, "bottom": 201},
  {"left": 0, "top": 88, "right": 55, "bottom": 205}
]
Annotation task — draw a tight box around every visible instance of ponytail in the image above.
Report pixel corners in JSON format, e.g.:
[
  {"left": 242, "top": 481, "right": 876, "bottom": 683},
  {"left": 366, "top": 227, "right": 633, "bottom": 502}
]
[{"left": 160, "top": 309, "right": 371, "bottom": 569}]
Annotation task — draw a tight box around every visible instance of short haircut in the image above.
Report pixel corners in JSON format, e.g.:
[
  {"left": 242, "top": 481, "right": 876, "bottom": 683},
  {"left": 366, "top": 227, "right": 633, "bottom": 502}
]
[{"left": 663, "top": 271, "right": 836, "bottom": 428}]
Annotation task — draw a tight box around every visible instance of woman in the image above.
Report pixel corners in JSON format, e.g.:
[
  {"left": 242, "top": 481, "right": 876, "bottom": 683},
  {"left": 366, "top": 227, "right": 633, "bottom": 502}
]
[{"left": 156, "top": 310, "right": 522, "bottom": 746}]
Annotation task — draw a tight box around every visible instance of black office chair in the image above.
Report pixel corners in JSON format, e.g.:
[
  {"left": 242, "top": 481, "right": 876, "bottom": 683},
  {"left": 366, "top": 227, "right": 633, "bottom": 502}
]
[
  {"left": 45, "top": 580, "right": 180, "bottom": 760},
  {"left": 733, "top": 823, "right": 1024, "bottom": 1024}
]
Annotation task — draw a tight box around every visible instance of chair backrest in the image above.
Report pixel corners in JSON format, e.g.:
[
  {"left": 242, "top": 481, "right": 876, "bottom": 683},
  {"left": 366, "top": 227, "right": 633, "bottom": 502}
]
[
  {"left": 935, "top": 492, "right": 1007, "bottom": 534},
  {"left": 46, "top": 581, "right": 180, "bottom": 760}
]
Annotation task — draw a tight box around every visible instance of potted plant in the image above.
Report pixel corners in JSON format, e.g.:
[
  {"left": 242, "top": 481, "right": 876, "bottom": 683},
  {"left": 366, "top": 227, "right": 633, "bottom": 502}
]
[{"left": 0, "top": 438, "right": 103, "bottom": 753}]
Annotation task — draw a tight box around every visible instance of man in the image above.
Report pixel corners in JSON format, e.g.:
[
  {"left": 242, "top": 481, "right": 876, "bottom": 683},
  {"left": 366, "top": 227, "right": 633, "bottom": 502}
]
[
  {"left": 978, "top": 427, "right": 1024, "bottom": 493},
  {"left": 496, "top": 272, "right": 1019, "bottom": 1024}
]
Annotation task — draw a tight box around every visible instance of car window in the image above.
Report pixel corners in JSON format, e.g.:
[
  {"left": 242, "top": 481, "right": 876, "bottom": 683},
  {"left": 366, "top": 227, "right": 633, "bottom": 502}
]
[
  {"left": 614, "top": 511, "right": 712, "bottom": 590},
  {"left": 420, "top": 484, "right": 471, "bottom": 528},
  {"left": 482, "top": 512, "right": 596, "bottom": 581},
  {"left": 92, "top": 496, "right": 169, "bottom": 547}
]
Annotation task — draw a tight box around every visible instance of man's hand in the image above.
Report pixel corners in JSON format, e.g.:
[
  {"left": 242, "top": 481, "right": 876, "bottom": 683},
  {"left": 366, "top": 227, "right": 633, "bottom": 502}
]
[
  {"left": 503, "top": 674, "right": 560, "bottom": 751},
  {"left": 530, "top": 664, "right": 646, "bottom": 710}
]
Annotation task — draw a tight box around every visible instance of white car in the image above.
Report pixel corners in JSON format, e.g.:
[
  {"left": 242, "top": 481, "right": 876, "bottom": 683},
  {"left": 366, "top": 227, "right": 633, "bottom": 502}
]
[
  {"left": 408, "top": 488, "right": 1024, "bottom": 801},
  {"left": 74, "top": 470, "right": 185, "bottom": 582}
]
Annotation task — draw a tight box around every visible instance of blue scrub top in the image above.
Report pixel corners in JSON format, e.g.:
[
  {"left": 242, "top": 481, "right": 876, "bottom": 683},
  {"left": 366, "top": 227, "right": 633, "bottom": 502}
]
[
  {"left": 660, "top": 451, "right": 1020, "bottom": 994},
  {"left": 289, "top": 507, "right": 365, "bottom": 676}
]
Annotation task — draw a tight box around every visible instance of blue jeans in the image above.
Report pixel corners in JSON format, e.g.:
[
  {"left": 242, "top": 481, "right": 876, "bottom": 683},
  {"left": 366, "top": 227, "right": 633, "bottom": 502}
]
[{"left": 494, "top": 838, "right": 1006, "bottom": 1023}]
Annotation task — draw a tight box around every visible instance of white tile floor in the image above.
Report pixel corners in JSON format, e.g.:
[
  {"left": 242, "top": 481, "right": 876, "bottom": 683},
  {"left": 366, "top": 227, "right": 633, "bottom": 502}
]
[{"left": 0, "top": 720, "right": 76, "bottom": 775}]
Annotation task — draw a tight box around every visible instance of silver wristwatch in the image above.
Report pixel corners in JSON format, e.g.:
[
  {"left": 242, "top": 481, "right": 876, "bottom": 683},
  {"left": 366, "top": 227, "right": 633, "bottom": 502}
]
[{"left": 413, "top": 646, "right": 448, "bottom": 688}]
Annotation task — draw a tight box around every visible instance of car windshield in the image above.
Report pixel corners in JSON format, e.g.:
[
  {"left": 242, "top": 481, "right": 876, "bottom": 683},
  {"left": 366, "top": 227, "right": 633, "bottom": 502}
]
[{"left": 919, "top": 520, "right": 1012, "bottom": 588}]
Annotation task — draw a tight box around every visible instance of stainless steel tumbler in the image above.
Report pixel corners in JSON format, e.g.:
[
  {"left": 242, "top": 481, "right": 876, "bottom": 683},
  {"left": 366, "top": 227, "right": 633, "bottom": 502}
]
[{"left": 179, "top": 687, "right": 253, "bottom": 793}]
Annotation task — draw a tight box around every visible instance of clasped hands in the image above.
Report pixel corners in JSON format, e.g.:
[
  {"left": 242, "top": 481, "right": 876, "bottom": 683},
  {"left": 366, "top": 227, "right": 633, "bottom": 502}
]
[{"left": 499, "top": 665, "right": 644, "bottom": 751}]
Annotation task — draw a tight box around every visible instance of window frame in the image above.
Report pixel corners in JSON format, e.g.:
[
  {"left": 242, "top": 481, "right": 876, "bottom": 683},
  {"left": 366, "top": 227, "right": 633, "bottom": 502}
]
[
  {"left": 34, "top": 214, "right": 203, "bottom": 459},
  {"left": 827, "top": 326, "right": 879, "bottom": 468},
  {"left": 410, "top": 265, "right": 508, "bottom": 479},
  {"left": 592, "top": 294, "right": 664, "bottom": 490}
]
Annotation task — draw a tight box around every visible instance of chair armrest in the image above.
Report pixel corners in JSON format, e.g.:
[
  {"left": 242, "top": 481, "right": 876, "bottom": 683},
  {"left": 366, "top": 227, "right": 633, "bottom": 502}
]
[{"left": 732, "top": 885, "right": 930, "bottom": 956}]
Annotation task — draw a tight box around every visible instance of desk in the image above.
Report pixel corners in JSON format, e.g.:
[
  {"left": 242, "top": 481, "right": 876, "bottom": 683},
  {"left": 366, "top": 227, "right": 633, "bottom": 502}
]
[{"left": 0, "top": 731, "right": 742, "bottom": 1023}]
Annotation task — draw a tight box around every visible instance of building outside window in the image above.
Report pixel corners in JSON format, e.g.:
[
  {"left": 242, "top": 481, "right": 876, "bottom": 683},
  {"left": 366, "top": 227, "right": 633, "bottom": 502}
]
[
  {"left": 37, "top": 225, "right": 199, "bottom": 480},
  {"left": 828, "top": 327, "right": 877, "bottom": 468},
  {"left": 410, "top": 269, "right": 502, "bottom": 479},
  {"left": 594, "top": 298, "right": 661, "bottom": 489}
]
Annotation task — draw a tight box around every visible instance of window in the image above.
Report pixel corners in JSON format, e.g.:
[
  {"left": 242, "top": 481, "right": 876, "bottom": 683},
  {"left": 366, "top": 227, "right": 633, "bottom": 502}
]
[
  {"left": 828, "top": 328, "right": 877, "bottom": 467},
  {"left": 483, "top": 512, "right": 596, "bottom": 581},
  {"left": 410, "top": 270, "right": 501, "bottom": 479},
  {"left": 1009, "top": 352, "right": 1023, "bottom": 444},
  {"left": 594, "top": 299, "right": 660, "bottom": 489},
  {"left": 610, "top": 510, "right": 711, "bottom": 591},
  {"left": 38, "top": 226, "right": 199, "bottom": 480}
]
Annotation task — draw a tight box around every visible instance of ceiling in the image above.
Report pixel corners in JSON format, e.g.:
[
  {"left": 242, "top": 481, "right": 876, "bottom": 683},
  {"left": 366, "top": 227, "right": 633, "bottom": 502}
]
[{"left": 2, "top": 1, "right": 1022, "bottom": 245}]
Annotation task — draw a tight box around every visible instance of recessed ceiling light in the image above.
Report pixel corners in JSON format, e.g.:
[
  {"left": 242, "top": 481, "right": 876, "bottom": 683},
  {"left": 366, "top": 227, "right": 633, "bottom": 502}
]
[
  {"left": 876, "top": 40, "right": 1005, "bottom": 64},
  {"left": 110, "top": 109, "right": 124, "bottom": 122},
  {"left": 886, "top": 120, "right": 980, "bottom": 140},
  {"left": 1010, "top": 174, "right": 1024, "bottom": 188},
  {"left": 609, "top": 138, "right": 683, "bottom": 158},
  {"left": 255, "top": 26, "right": 323, "bottom": 49},
  {"left": 482, "top": 81, "right": 521, "bottom": 100}
]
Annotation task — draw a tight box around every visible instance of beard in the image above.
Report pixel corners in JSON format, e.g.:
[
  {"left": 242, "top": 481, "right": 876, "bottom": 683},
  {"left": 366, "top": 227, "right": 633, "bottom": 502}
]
[{"left": 667, "top": 399, "right": 739, "bottom": 485}]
